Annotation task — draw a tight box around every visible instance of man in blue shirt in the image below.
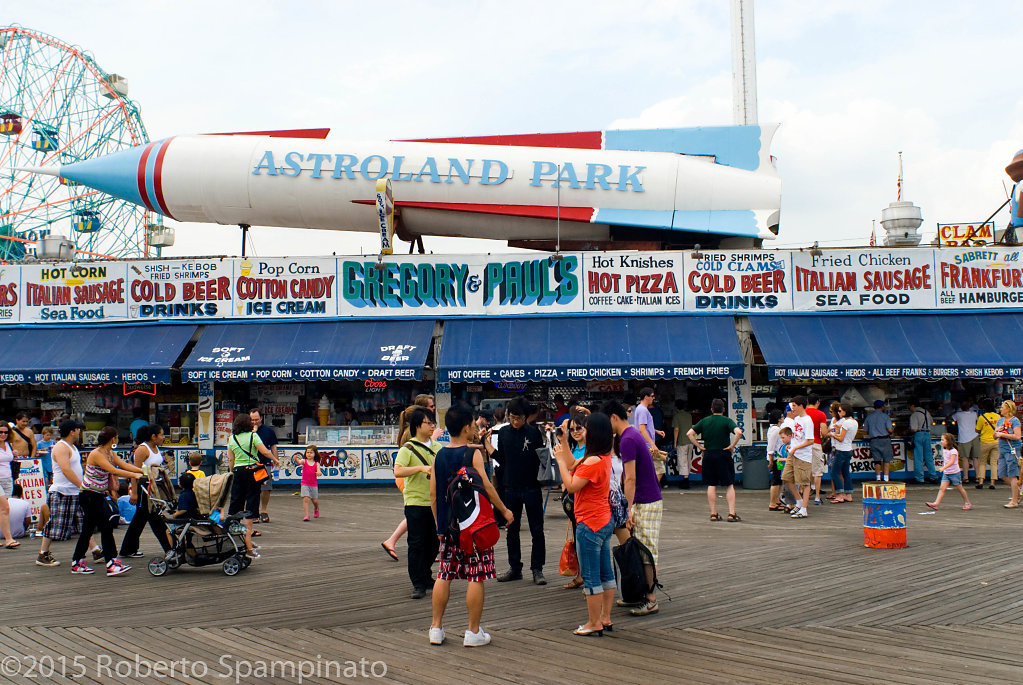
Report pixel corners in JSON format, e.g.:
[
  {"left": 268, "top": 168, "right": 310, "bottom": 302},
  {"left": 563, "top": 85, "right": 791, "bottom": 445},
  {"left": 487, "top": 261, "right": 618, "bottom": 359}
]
[{"left": 864, "top": 400, "right": 894, "bottom": 482}]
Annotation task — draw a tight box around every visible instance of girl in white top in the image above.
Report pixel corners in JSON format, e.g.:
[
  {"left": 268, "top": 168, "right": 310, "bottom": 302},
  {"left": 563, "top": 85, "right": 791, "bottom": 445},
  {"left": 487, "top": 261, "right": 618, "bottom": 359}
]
[
  {"left": 118, "top": 424, "right": 173, "bottom": 558},
  {"left": 0, "top": 424, "right": 19, "bottom": 548},
  {"left": 826, "top": 403, "right": 858, "bottom": 503},
  {"left": 926, "top": 433, "right": 972, "bottom": 511}
]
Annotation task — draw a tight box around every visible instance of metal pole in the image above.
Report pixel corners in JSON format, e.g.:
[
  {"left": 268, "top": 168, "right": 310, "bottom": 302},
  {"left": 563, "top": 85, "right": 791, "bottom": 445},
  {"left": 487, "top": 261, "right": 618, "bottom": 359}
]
[{"left": 239, "top": 223, "right": 250, "bottom": 257}]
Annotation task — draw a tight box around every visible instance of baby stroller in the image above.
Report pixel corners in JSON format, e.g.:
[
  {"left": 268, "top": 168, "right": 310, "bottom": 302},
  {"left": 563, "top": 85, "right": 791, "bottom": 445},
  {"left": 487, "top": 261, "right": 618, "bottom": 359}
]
[{"left": 147, "top": 472, "right": 252, "bottom": 577}]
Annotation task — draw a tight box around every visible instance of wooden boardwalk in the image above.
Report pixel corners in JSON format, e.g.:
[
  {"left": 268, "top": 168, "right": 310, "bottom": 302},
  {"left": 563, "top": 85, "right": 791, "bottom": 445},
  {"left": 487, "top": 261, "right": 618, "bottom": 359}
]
[{"left": 3, "top": 482, "right": 1023, "bottom": 684}]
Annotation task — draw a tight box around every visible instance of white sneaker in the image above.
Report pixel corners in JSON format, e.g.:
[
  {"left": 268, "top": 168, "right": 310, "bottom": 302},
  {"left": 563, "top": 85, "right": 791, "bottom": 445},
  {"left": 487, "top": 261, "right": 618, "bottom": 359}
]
[
  {"left": 429, "top": 627, "right": 445, "bottom": 645},
  {"left": 790, "top": 508, "right": 808, "bottom": 518},
  {"left": 463, "top": 628, "right": 492, "bottom": 647}
]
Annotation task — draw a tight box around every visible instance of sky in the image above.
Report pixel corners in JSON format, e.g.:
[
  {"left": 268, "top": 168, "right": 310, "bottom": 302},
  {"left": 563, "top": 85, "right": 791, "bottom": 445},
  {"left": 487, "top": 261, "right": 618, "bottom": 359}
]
[{"left": 6, "top": 0, "right": 1023, "bottom": 257}]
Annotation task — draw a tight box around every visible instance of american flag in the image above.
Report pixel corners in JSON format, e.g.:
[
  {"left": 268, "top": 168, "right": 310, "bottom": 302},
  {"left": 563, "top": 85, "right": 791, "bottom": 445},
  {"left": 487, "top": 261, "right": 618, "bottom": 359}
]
[{"left": 897, "top": 152, "right": 903, "bottom": 201}]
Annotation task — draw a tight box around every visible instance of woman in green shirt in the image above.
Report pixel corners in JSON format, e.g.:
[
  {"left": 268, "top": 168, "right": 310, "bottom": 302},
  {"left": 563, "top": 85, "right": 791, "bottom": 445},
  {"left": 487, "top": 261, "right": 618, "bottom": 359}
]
[{"left": 228, "top": 413, "right": 277, "bottom": 557}]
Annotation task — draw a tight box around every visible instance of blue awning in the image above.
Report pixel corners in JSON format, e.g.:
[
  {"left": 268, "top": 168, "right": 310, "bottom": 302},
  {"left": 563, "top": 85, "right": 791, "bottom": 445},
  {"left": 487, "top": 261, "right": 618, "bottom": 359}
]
[
  {"left": 0, "top": 324, "right": 197, "bottom": 384},
  {"left": 181, "top": 320, "right": 435, "bottom": 382},
  {"left": 437, "top": 316, "right": 744, "bottom": 383},
  {"left": 751, "top": 314, "right": 1023, "bottom": 381}
]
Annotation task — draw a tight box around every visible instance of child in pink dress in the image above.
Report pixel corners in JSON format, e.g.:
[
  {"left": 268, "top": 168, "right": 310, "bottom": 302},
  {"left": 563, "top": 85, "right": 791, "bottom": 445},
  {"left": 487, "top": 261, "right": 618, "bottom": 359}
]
[
  {"left": 299, "top": 445, "right": 323, "bottom": 521},
  {"left": 926, "top": 433, "right": 972, "bottom": 511}
]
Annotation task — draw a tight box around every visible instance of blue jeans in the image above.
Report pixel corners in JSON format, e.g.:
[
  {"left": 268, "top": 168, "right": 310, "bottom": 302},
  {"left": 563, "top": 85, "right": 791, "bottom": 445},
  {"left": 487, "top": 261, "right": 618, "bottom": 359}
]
[
  {"left": 831, "top": 450, "right": 853, "bottom": 494},
  {"left": 912, "top": 431, "right": 936, "bottom": 482},
  {"left": 575, "top": 519, "right": 616, "bottom": 596}
]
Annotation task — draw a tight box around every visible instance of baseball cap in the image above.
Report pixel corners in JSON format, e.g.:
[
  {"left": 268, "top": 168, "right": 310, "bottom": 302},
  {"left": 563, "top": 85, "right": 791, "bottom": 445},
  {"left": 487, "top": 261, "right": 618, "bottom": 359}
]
[{"left": 873, "top": 400, "right": 886, "bottom": 408}]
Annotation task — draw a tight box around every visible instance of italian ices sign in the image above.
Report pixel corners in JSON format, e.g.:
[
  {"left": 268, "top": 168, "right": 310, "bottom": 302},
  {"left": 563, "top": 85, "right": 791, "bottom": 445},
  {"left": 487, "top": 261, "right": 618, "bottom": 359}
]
[{"left": 0, "top": 247, "right": 1020, "bottom": 323}]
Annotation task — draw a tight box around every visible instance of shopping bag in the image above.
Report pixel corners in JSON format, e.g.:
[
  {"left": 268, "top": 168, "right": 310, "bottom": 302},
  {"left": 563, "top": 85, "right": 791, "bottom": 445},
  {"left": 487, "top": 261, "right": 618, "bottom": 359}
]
[{"left": 559, "top": 539, "right": 579, "bottom": 577}]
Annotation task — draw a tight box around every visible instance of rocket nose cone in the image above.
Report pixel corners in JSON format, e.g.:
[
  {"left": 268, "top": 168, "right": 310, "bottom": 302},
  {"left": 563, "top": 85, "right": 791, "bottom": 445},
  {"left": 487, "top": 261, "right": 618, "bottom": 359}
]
[{"left": 59, "top": 139, "right": 170, "bottom": 211}]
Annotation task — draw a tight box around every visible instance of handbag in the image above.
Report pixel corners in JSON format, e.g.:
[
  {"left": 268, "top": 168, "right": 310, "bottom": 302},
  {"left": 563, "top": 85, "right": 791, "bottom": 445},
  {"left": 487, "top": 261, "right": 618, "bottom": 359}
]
[
  {"left": 558, "top": 539, "right": 579, "bottom": 577},
  {"left": 396, "top": 441, "right": 436, "bottom": 492},
  {"left": 233, "top": 435, "right": 269, "bottom": 480},
  {"left": 536, "top": 429, "right": 562, "bottom": 487}
]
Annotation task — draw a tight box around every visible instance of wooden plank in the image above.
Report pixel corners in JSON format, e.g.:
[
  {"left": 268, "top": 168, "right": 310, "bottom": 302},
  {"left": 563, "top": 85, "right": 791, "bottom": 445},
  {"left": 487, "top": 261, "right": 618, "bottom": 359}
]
[{"left": 2, "top": 484, "right": 1023, "bottom": 683}]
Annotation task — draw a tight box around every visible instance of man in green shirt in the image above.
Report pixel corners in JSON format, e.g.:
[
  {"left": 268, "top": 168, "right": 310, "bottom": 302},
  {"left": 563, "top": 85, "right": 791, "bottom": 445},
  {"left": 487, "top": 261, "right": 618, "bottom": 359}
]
[
  {"left": 394, "top": 407, "right": 441, "bottom": 599},
  {"left": 687, "top": 398, "right": 742, "bottom": 522}
]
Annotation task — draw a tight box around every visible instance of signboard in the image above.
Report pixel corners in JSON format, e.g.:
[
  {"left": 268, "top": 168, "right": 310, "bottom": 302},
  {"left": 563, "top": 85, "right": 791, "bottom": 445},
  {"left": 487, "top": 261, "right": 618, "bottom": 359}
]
[
  {"left": 338, "top": 253, "right": 581, "bottom": 316},
  {"left": 937, "top": 222, "right": 995, "bottom": 247},
  {"left": 20, "top": 262, "right": 128, "bottom": 322},
  {"left": 127, "top": 259, "right": 232, "bottom": 320},
  {"left": 5, "top": 247, "right": 1023, "bottom": 324},
  {"left": 683, "top": 250, "right": 788, "bottom": 313},
  {"left": 790, "top": 249, "right": 934, "bottom": 311},
  {"left": 197, "top": 381, "right": 214, "bottom": 449},
  {"left": 584, "top": 252, "right": 683, "bottom": 312},
  {"left": 934, "top": 248, "right": 1023, "bottom": 309},
  {"left": 728, "top": 370, "right": 753, "bottom": 446},
  {"left": 15, "top": 458, "right": 45, "bottom": 522}
]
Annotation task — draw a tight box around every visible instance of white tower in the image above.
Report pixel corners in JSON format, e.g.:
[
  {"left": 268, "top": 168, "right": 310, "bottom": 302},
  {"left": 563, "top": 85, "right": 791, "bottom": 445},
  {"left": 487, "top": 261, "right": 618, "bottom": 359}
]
[
  {"left": 880, "top": 152, "right": 923, "bottom": 246},
  {"left": 731, "top": 0, "right": 758, "bottom": 125}
]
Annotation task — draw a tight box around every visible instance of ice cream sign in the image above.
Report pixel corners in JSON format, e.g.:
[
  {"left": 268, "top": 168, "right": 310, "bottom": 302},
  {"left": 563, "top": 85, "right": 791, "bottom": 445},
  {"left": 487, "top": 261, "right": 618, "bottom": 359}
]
[{"left": 234, "top": 258, "right": 337, "bottom": 317}]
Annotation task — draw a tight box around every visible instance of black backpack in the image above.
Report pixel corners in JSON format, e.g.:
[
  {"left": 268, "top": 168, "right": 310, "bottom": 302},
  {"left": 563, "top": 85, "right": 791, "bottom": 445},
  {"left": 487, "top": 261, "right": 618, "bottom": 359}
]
[
  {"left": 444, "top": 448, "right": 499, "bottom": 554},
  {"left": 613, "top": 536, "right": 664, "bottom": 604}
]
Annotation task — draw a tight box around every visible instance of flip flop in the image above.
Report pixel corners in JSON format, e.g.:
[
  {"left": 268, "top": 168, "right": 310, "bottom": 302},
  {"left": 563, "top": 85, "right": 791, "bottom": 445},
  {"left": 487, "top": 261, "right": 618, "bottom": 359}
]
[
  {"left": 4, "top": 540, "right": 19, "bottom": 549},
  {"left": 251, "top": 530, "right": 262, "bottom": 537},
  {"left": 381, "top": 542, "right": 399, "bottom": 561}
]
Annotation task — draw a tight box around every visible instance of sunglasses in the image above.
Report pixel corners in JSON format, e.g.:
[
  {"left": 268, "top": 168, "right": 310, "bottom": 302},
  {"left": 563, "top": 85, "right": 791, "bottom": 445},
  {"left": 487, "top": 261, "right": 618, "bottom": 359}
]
[{"left": 570, "top": 426, "right": 584, "bottom": 432}]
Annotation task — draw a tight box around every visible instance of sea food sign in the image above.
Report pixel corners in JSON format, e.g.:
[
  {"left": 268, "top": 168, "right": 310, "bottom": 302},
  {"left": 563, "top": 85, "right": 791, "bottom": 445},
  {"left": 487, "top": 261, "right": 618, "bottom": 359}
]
[{"left": 340, "top": 254, "right": 581, "bottom": 314}]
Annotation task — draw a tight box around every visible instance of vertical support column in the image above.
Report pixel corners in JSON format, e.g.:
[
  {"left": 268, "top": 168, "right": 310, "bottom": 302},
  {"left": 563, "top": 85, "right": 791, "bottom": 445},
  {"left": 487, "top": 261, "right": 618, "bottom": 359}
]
[{"left": 730, "top": 0, "right": 759, "bottom": 125}]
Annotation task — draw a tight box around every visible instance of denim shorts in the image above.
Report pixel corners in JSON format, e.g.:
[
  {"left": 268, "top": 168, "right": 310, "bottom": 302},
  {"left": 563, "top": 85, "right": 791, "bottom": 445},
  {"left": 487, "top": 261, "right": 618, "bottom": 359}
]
[
  {"left": 941, "top": 471, "right": 962, "bottom": 486},
  {"left": 575, "top": 519, "right": 616, "bottom": 596},
  {"left": 998, "top": 447, "right": 1021, "bottom": 479}
]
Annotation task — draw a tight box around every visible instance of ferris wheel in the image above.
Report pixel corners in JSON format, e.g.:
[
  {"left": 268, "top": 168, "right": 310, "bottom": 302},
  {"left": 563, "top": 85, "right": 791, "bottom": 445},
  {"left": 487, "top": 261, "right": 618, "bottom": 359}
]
[{"left": 0, "top": 25, "right": 165, "bottom": 261}]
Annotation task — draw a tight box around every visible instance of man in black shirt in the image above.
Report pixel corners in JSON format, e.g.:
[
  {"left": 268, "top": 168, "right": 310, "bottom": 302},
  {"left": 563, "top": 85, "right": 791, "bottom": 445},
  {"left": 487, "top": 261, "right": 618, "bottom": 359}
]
[
  {"left": 250, "top": 408, "right": 279, "bottom": 524},
  {"left": 485, "top": 398, "right": 546, "bottom": 584}
]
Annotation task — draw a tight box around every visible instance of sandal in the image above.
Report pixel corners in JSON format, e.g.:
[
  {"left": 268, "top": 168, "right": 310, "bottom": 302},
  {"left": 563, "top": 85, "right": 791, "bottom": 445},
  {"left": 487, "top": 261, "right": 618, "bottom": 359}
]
[
  {"left": 251, "top": 530, "right": 262, "bottom": 537},
  {"left": 727, "top": 513, "right": 741, "bottom": 522},
  {"left": 259, "top": 513, "right": 270, "bottom": 523},
  {"left": 563, "top": 577, "right": 584, "bottom": 589},
  {"left": 380, "top": 542, "right": 399, "bottom": 561},
  {"left": 709, "top": 513, "right": 723, "bottom": 522},
  {"left": 768, "top": 504, "right": 785, "bottom": 511},
  {"left": 5, "top": 540, "right": 20, "bottom": 549}
]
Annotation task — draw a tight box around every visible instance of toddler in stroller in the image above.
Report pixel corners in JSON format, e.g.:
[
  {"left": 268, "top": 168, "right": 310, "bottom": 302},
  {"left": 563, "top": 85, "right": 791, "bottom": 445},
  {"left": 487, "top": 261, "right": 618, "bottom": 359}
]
[{"left": 147, "top": 471, "right": 252, "bottom": 576}]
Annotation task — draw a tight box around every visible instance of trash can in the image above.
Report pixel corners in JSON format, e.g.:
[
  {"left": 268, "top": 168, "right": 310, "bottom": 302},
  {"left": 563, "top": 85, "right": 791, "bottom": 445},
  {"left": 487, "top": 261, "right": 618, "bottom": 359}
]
[
  {"left": 862, "top": 482, "right": 907, "bottom": 549},
  {"left": 740, "top": 446, "right": 770, "bottom": 490}
]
